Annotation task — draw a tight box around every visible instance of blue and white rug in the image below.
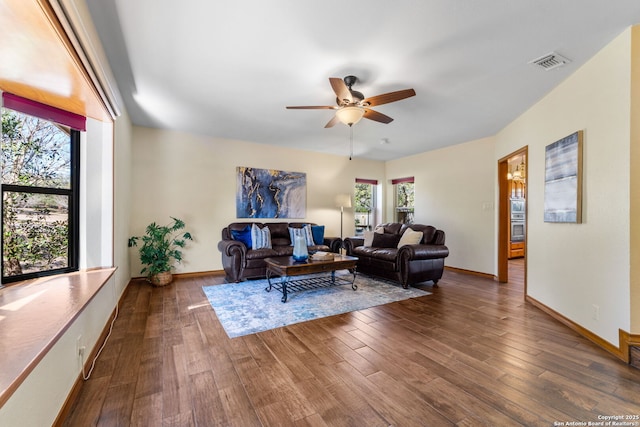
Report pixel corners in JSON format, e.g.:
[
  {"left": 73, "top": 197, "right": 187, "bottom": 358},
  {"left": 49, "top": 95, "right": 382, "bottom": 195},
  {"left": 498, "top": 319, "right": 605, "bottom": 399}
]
[{"left": 202, "top": 272, "right": 431, "bottom": 338}]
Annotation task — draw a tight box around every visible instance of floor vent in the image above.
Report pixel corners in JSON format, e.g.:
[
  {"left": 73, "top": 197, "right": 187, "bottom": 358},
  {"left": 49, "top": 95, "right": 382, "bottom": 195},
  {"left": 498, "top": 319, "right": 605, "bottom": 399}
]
[{"left": 529, "top": 52, "right": 571, "bottom": 71}]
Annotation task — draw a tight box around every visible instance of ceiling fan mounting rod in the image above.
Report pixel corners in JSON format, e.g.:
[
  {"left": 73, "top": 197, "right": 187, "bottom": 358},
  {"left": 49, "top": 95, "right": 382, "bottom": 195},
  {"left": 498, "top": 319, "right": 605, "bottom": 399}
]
[{"left": 343, "top": 75, "right": 358, "bottom": 89}]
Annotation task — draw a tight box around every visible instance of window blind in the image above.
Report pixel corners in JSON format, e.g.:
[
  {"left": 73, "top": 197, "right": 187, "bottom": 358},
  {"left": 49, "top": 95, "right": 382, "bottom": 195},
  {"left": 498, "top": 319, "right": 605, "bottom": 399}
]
[
  {"left": 356, "top": 178, "right": 378, "bottom": 185},
  {"left": 2, "top": 92, "right": 86, "bottom": 131},
  {"left": 391, "top": 176, "right": 414, "bottom": 184}
]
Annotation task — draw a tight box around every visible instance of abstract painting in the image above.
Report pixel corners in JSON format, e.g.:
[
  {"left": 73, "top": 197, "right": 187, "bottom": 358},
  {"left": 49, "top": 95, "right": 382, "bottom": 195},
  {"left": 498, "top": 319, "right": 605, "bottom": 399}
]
[
  {"left": 544, "top": 131, "right": 583, "bottom": 223},
  {"left": 236, "top": 167, "right": 306, "bottom": 218}
]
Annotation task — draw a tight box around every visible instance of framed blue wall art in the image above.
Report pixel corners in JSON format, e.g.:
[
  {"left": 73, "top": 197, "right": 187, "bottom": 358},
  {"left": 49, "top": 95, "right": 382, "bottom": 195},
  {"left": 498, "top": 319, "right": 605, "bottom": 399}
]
[{"left": 236, "top": 167, "right": 306, "bottom": 218}]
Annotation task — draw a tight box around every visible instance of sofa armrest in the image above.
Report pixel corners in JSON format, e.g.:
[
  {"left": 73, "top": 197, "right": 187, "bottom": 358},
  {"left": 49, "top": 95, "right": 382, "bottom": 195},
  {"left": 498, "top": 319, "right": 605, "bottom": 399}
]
[
  {"left": 398, "top": 244, "right": 449, "bottom": 261},
  {"left": 217, "top": 239, "right": 247, "bottom": 282},
  {"left": 323, "top": 237, "right": 343, "bottom": 253},
  {"left": 433, "top": 230, "right": 446, "bottom": 245},
  {"left": 217, "top": 239, "right": 247, "bottom": 256},
  {"left": 343, "top": 237, "right": 364, "bottom": 255}
]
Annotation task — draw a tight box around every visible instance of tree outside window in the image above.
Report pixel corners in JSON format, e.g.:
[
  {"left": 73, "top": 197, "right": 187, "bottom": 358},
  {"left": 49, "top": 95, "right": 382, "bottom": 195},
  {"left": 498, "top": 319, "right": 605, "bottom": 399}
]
[
  {"left": 1, "top": 107, "right": 78, "bottom": 282},
  {"left": 354, "top": 183, "right": 372, "bottom": 234},
  {"left": 394, "top": 178, "right": 414, "bottom": 224}
]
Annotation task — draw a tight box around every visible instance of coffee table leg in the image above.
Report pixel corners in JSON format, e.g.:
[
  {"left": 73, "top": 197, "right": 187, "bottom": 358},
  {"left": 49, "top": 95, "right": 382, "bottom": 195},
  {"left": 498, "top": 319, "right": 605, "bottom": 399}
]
[
  {"left": 281, "top": 277, "right": 288, "bottom": 303},
  {"left": 266, "top": 270, "right": 273, "bottom": 292},
  {"left": 350, "top": 268, "right": 358, "bottom": 290}
]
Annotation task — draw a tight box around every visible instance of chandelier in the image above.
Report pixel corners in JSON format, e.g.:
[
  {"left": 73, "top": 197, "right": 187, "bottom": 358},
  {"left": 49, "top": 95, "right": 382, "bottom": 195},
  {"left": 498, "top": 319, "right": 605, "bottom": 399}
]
[{"left": 509, "top": 160, "right": 526, "bottom": 181}]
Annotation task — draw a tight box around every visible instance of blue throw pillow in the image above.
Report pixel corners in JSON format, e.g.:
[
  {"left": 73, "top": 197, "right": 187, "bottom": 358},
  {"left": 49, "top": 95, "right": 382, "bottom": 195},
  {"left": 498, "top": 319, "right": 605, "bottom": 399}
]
[
  {"left": 311, "top": 225, "right": 325, "bottom": 246},
  {"left": 231, "top": 225, "right": 252, "bottom": 249}
]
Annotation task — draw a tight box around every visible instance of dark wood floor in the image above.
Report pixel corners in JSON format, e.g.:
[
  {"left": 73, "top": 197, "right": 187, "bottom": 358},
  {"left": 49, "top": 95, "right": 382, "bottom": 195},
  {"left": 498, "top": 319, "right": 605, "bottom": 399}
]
[{"left": 63, "top": 260, "right": 640, "bottom": 426}]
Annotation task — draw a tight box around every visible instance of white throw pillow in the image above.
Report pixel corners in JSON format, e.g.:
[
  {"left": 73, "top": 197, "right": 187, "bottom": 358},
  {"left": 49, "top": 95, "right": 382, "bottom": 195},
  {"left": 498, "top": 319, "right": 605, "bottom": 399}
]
[
  {"left": 303, "top": 224, "right": 316, "bottom": 245},
  {"left": 251, "top": 224, "right": 272, "bottom": 249},
  {"left": 397, "top": 228, "right": 423, "bottom": 248},
  {"left": 363, "top": 230, "right": 375, "bottom": 247},
  {"left": 288, "top": 225, "right": 315, "bottom": 246}
]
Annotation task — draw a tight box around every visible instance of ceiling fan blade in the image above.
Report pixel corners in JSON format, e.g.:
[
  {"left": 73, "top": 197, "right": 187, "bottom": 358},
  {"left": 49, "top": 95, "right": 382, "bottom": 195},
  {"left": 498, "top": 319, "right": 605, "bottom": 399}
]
[
  {"left": 324, "top": 115, "right": 340, "bottom": 128},
  {"left": 363, "top": 88, "right": 416, "bottom": 107},
  {"left": 286, "top": 105, "right": 336, "bottom": 109},
  {"left": 329, "top": 77, "right": 353, "bottom": 104},
  {"left": 364, "top": 109, "right": 394, "bottom": 124}
]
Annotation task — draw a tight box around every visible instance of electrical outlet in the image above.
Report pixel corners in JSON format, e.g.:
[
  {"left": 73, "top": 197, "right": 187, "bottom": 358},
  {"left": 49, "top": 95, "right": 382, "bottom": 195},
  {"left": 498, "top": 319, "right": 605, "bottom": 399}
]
[
  {"left": 76, "top": 335, "right": 83, "bottom": 357},
  {"left": 592, "top": 304, "right": 600, "bottom": 321}
]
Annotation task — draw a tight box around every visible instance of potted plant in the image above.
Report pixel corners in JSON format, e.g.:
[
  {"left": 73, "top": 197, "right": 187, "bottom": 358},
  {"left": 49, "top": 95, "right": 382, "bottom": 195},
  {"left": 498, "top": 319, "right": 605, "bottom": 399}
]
[{"left": 128, "top": 217, "right": 193, "bottom": 286}]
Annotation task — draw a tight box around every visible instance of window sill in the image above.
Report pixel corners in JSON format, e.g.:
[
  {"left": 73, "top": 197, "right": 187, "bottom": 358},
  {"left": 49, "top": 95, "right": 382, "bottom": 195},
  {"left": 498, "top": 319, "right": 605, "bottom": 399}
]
[{"left": 0, "top": 267, "right": 116, "bottom": 408}]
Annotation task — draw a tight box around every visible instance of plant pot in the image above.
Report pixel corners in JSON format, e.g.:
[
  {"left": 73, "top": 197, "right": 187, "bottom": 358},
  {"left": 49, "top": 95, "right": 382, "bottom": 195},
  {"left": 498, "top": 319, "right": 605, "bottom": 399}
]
[{"left": 149, "top": 271, "right": 173, "bottom": 286}]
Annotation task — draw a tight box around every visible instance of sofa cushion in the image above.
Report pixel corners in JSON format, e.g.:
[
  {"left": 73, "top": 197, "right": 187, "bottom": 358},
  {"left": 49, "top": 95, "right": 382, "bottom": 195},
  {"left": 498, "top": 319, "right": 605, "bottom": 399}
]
[
  {"left": 382, "top": 223, "right": 403, "bottom": 235},
  {"left": 231, "top": 225, "right": 252, "bottom": 248},
  {"left": 245, "top": 248, "right": 278, "bottom": 260},
  {"left": 267, "top": 222, "right": 290, "bottom": 246},
  {"left": 398, "top": 228, "right": 423, "bottom": 248},
  {"left": 353, "top": 246, "right": 398, "bottom": 262},
  {"left": 251, "top": 224, "right": 272, "bottom": 249},
  {"left": 372, "top": 232, "right": 401, "bottom": 248},
  {"left": 311, "top": 225, "right": 325, "bottom": 245}
]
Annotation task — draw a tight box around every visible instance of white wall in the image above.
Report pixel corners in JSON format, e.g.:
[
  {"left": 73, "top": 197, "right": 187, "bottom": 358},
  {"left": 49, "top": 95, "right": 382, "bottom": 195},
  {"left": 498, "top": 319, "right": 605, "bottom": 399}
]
[
  {"left": 113, "top": 109, "right": 133, "bottom": 296},
  {"left": 495, "top": 28, "right": 633, "bottom": 346},
  {"left": 386, "top": 137, "right": 497, "bottom": 274},
  {"left": 129, "top": 126, "right": 387, "bottom": 275},
  {"left": 80, "top": 117, "right": 114, "bottom": 269}
]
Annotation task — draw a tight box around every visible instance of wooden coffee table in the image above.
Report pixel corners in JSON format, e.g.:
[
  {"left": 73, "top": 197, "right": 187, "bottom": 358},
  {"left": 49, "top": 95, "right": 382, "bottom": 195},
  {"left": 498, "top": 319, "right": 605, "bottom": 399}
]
[{"left": 264, "top": 254, "right": 358, "bottom": 302}]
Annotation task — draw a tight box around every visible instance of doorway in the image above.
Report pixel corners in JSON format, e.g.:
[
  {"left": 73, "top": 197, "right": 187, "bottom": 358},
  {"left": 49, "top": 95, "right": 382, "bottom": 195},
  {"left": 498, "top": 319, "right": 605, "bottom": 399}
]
[{"left": 498, "top": 147, "right": 527, "bottom": 285}]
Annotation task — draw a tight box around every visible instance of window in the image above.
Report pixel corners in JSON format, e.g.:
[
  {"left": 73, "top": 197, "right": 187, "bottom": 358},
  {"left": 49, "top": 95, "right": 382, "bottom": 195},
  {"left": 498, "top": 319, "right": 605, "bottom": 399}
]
[
  {"left": 354, "top": 179, "right": 377, "bottom": 235},
  {"left": 392, "top": 177, "right": 414, "bottom": 224},
  {"left": 1, "top": 93, "right": 82, "bottom": 284}
]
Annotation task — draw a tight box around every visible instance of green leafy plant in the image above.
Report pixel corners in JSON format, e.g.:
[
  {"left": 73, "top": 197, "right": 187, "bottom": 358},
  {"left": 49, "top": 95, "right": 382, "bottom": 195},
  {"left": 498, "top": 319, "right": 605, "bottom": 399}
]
[{"left": 128, "top": 217, "right": 193, "bottom": 279}]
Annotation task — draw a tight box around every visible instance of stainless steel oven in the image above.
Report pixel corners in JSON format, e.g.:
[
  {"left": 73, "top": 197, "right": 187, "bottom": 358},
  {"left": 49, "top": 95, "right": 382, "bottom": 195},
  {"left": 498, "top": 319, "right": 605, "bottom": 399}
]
[{"left": 511, "top": 215, "right": 525, "bottom": 242}]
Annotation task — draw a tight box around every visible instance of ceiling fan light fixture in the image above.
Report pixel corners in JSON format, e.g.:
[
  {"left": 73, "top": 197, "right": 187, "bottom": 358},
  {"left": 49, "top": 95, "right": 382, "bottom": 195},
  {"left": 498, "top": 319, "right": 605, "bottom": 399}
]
[{"left": 336, "top": 106, "right": 365, "bottom": 126}]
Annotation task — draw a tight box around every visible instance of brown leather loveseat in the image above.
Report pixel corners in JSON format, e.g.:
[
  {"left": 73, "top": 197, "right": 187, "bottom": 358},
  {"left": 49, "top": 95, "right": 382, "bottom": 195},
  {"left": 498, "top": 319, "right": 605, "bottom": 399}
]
[
  {"left": 343, "top": 223, "right": 449, "bottom": 288},
  {"left": 218, "top": 222, "right": 342, "bottom": 282}
]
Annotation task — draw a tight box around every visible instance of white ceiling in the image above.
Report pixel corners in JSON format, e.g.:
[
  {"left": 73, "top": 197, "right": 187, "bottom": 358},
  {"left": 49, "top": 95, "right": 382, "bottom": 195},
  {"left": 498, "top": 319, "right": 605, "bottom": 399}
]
[{"left": 86, "top": 0, "right": 640, "bottom": 161}]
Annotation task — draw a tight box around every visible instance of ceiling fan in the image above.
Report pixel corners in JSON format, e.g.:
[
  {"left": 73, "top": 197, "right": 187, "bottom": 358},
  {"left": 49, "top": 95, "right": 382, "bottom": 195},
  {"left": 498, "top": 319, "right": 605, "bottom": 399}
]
[{"left": 286, "top": 75, "right": 416, "bottom": 128}]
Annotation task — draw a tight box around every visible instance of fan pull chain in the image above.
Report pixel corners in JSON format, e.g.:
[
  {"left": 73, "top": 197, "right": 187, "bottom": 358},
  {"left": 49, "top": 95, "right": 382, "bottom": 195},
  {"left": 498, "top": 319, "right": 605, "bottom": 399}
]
[{"left": 349, "top": 125, "right": 353, "bottom": 160}]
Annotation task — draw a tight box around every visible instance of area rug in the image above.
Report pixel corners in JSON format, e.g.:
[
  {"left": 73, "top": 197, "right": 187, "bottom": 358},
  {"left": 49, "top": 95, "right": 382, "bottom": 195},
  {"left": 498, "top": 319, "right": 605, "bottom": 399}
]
[{"left": 202, "top": 273, "right": 431, "bottom": 338}]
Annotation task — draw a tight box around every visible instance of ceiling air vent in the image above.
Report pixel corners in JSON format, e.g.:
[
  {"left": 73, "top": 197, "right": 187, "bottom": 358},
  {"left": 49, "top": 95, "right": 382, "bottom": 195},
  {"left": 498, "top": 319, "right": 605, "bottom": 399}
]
[{"left": 529, "top": 52, "right": 571, "bottom": 71}]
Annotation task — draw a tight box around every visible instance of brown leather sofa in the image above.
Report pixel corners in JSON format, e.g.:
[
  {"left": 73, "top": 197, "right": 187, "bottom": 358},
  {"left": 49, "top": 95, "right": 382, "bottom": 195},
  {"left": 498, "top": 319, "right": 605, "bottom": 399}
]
[
  {"left": 343, "top": 223, "right": 449, "bottom": 288},
  {"left": 218, "top": 222, "right": 342, "bottom": 282}
]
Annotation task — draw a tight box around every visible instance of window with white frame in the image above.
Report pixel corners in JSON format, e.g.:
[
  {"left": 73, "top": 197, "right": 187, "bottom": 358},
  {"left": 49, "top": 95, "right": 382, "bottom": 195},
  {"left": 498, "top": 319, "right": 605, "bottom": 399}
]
[
  {"left": 354, "top": 178, "right": 377, "bottom": 235},
  {"left": 392, "top": 177, "right": 414, "bottom": 224}
]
